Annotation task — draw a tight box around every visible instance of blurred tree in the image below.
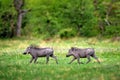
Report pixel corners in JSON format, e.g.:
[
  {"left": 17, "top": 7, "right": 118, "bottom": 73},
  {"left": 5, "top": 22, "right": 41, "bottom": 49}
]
[{"left": 13, "top": 0, "right": 30, "bottom": 37}]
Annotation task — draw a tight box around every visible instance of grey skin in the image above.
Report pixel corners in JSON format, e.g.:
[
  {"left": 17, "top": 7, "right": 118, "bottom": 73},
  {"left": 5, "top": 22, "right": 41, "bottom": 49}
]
[
  {"left": 66, "top": 47, "right": 100, "bottom": 64},
  {"left": 23, "top": 46, "right": 58, "bottom": 64}
]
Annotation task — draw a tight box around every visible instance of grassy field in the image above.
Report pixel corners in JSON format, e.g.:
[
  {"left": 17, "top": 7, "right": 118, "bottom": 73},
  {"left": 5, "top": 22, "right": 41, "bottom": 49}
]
[{"left": 0, "top": 37, "right": 120, "bottom": 80}]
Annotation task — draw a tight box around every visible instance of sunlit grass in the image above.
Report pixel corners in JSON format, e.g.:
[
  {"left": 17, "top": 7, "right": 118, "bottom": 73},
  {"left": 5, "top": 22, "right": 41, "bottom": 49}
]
[{"left": 0, "top": 37, "right": 120, "bottom": 80}]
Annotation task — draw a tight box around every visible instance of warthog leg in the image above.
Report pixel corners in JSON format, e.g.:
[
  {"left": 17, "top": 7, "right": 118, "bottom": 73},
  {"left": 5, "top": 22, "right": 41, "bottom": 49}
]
[
  {"left": 95, "top": 58, "right": 100, "bottom": 64},
  {"left": 34, "top": 57, "right": 38, "bottom": 63},
  {"left": 77, "top": 58, "right": 81, "bottom": 64},
  {"left": 69, "top": 57, "right": 76, "bottom": 64},
  {"left": 91, "top": 54, "right": 100, "bottom": 64},
  {"left": 30, "top": 57, "right": 34, "bottom": 63},
  {"left": 51, "top": 55, "right": 58, "bottom": 64},
  {"left": 46, "top": 56, "right": 49, "bottom": 64},
  {"left": 86, "top": 55, "right": 91, "bottom": 64},
  {"left": 77, "top": 58, "right": 84, "bottom": 64}
]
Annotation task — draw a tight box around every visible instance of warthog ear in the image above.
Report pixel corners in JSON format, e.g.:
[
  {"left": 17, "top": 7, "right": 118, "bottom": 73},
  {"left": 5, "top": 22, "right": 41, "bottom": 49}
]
[
  {"left": 71, "top": 47, "right": 74, "bottom": 51},
  {"left": 27, "top": 46, "right": 31, "bottom": 50},
  {"left": 29, "top": 45, "right": 33, "bottom": 48}
]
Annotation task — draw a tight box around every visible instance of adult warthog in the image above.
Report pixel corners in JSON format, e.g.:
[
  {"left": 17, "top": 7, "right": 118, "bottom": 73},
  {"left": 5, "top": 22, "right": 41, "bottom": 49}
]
[
  {"left": 23, "top": 46, "right": 58, "bottom": 64},
  {"left": 66, "top": 47, "right": 100, "bottom": 64}
]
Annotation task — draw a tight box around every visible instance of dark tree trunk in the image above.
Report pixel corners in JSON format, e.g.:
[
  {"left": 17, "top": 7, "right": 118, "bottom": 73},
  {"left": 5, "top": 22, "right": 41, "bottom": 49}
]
[
  {"left": 14, "top": 0, "right": 24, "bottom": 37},
  {"left": 13, "top": 0, "right": 30, "bottom": 37},
  {"left": 16, "top": 12, "right": 23, "bottom": 37}
]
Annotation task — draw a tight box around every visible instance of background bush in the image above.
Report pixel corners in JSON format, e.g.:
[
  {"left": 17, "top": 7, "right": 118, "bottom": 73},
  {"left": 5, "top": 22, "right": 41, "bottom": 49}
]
[{"left": 0, "top": 0, "right": 120, "bottom": 39}]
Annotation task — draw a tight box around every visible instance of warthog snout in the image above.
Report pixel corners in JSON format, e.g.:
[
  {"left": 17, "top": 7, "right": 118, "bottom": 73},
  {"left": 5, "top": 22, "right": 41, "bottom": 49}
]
[
  {"left": 66, "top": 49, "right": 73, "bottom": 57},
  {"left": 23, "top": 52, "right": 27, "bottom": 55},
  {"left": 23, "top": 47, "right": 30, "bottom": 55},
  {"left": 66, "top": 54, "right": 70, "bottom": 57}
]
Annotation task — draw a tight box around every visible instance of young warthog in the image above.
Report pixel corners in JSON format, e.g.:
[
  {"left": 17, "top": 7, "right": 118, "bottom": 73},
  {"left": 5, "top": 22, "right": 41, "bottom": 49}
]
[
  {"left": 23, "top": 46, "right": 58, "bottom": 64},
  {"left": 66, "top": 47, "right": 100, "bottom": 64}
]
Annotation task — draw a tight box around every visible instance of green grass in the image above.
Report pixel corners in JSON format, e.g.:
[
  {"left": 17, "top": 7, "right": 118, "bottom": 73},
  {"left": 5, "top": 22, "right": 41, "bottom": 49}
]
[{"left": 0, "top": 37, "right": 120, "bottom": 80}]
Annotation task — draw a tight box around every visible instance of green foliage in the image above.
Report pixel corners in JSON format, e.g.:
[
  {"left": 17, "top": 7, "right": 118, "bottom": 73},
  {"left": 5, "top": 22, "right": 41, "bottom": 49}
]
[
  {"left": 59, "top": 28, "right": 77, "bottom": 38},
  {"left": 0, "top": 0, "right": 120, "bottom": 38},
  {"left": 80, "top": 26, "right": 99, "bottom": 37},
  {"left": 25, "top": 0, "right": 99, "bottom": 38},
  {"left": 0, "top": 0, "right": 16, "bottom": 38},
  {"left": 0, "top": 11, "right": 14, "bottom": 38},
  {"left": 104, "top": 26, "right": 120, "bottom": 37}
]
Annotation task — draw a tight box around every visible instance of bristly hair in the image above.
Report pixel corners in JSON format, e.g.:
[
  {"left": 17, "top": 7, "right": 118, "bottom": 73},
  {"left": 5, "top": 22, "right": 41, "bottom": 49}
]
[
  {"left": 29, "top": 44, "right": 49, "bottom": 50},
  {"left": 29, "top": 44, "right": 39, "bottom": 48},
  {"left": 71, "top": 47, "right": 80, "bottom": 51}
]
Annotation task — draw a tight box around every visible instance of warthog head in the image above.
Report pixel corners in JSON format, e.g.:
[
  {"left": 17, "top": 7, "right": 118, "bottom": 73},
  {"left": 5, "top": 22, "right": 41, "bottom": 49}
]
[
  {"left": 66, "top": 48, "right": 75, "bottom": 57},
  {"left": 23, "top": 46, "right": 31, "bottom": 55}
]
